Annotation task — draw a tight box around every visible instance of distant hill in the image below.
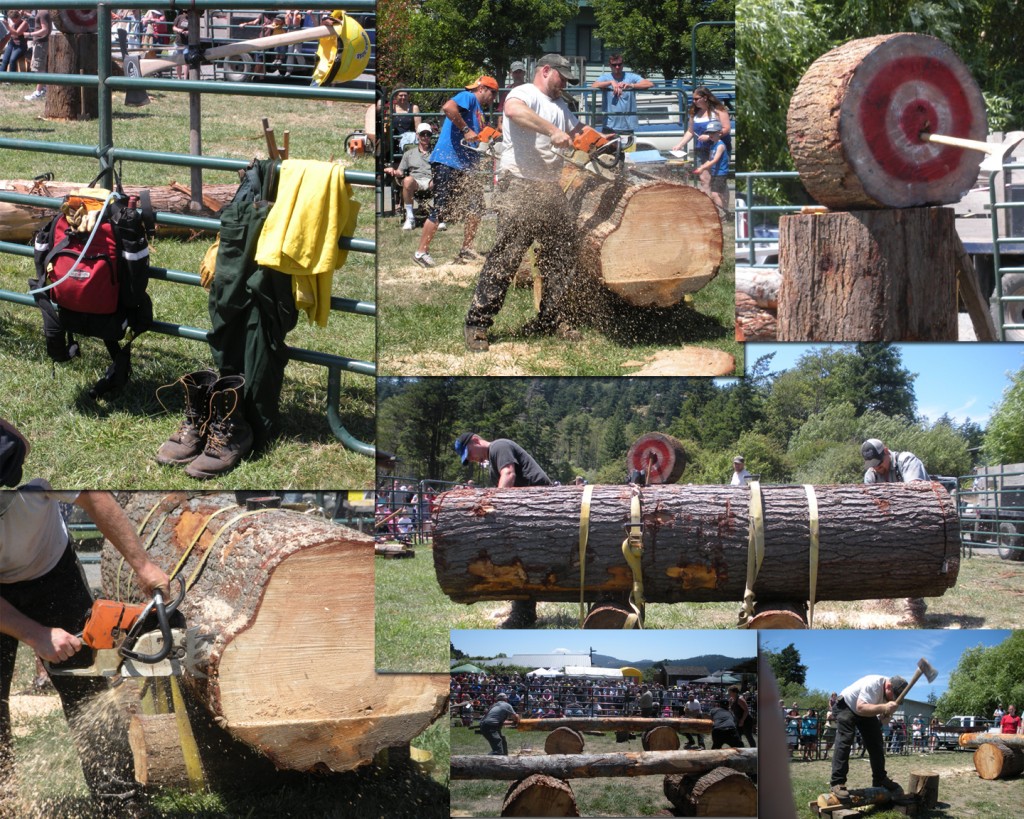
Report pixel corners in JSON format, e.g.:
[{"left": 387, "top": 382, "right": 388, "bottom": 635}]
[{"left": 591, "top": 653, "right": 753, "bottom": 672}]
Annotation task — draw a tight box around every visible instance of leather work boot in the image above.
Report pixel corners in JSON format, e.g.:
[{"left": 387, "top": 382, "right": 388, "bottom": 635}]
[
  {"left": 185, "top": 375, "right": 254, "bottom": 479},
  {"left": 155, "top": 370, "right": 218, "bottom": 465},
  {"left": 465, "top": 324, "right": 489, "bottom": 352}
]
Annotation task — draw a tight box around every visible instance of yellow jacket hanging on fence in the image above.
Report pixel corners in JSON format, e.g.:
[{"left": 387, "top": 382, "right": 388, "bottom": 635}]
[{"left": 254, "top": 159, "right": 360, "bottom": 326}]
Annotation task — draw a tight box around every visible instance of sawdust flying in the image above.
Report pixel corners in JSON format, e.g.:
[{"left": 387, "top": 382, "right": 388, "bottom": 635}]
[{"left": 381, "top": 344, "right": 556, "bottom": 376}]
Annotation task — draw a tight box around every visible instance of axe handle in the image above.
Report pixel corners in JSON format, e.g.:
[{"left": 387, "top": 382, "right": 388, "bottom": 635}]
[
  {"left": 922, "top": 132, "right": 1001, "bottom": 156},
  {"left": 892, "top": 667, "right": 924, "bottom": 708},
  {"left": 138, "top": 24, "right": 335, "bottom": 77}
]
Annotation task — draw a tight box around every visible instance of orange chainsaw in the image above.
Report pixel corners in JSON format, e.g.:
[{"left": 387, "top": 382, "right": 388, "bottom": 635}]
[
  {"left": 44, "top": 579, "right": 194, "bottom": 678},
  {"left": 565, "top": 125, "right": 634, "bottom": 178},
  {"left": 462, "top": 124, "right": 504, "bottom": 157}
]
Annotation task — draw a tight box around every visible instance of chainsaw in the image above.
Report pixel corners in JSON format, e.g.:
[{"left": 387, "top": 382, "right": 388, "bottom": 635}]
[
  {"left": 44, "top": 578, "right": 198, "bottom": 678},
  {"left": 461, "top": 124, "right": 504, "bottom": 158},
  {"left": 564, "top": 125, "right": 634, "bottom": 179}
]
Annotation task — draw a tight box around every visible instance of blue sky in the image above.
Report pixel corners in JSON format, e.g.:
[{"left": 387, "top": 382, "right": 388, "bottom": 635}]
[
  {"left": 743, "top": 343, "right": 1024, "bottom": 426},
  {"left": 451, "top": 630, "right": 757, "bottom": 665},
  {"left": 759, "top": 630, "right": 1013, "bottom": 702}
]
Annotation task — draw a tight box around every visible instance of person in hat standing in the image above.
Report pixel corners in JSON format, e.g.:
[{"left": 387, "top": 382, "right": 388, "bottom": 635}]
[
  {"left": 829, "top": 673, "right": 909, "bottom": 801},
  {"left": 413, "top": 75, "right": 497, "bottom": 267},
  {"left": 464, "top": 54, "right": 586, "bottom": 352},
  {"left": 384, "top": 122, "right": 436, "bottom": 230},
  {"left": 730, "top": 455, "right": 752, "bottom": 486},
  {"left": 860, "top": 439, "right": 929, "bottom": 484},
  {"left": 498, "top": 60, "right": 528, "bottom": 128},
  {"left": 590, "top": 54, "right": 652, "bottom": 135},
  {"left": 479, "top": 692, "right": 520, "bottom": 755},
  {"left": 454, "top": 433, "right": 551, "bottom": 625}
]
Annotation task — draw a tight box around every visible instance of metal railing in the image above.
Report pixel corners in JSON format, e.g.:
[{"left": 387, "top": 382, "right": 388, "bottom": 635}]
[
  {"left": 0, "top": 1, "right": 376, "bottom": 454},
  {"left": 958, "top": 464, "right": 1024, "bottom": 560}
]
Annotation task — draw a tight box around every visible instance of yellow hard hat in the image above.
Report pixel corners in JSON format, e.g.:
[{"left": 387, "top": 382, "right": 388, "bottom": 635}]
[{"left": 313, "top": 11, "right": 371, "bottom": 87}]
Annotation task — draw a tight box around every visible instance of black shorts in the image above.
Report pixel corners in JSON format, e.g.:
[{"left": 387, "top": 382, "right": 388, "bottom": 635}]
[{"left": 429, "top": 162, "right": 483, "bottom": 223}]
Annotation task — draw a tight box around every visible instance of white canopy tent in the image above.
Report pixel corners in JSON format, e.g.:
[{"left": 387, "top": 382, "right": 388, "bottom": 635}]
[{"left": 563, "top": 666, "right": 624, "bottom": 678}]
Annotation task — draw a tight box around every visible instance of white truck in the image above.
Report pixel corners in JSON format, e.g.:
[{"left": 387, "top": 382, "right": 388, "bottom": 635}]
[
  {"left": 933, "top": 715, "right": 996, "bottom": 750},
  {"left": 960, "top": 463, "right": 1024, "bottom": 561}
]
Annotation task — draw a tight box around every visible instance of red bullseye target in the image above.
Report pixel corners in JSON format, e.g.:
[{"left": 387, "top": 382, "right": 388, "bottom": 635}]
[
  {"left": 626, "top": 433, "right": 686, "bottom": 485},
  {"left": 57, "top": 9, "right": 99, "bottom": 34}
]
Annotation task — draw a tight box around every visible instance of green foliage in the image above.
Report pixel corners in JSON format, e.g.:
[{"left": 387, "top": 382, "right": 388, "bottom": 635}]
[
  {"left": 983, "top": 366, "right": 1024, "bottom": 463},
  {"left": 591, "top": 0, "right": 736, "bottom": 82},
  {"left": 934, "top": 632, "right": 1024, "bottom": 720},
  {"left": 763, "top": 643, "right": 807, "bottom": 686}
]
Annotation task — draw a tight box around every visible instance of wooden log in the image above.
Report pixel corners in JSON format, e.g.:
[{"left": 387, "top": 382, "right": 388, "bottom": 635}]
[
  {"left": 959, "top": 732, "right": 1024, "bottom": 749},
  {"left": 735, "top": 293, "right": 777, "bottom": 342},
  {"left": 45, "top": 31, "right": 98, "bottom": 120},
  {"left": 128, "top": 713, "right": 191, "bottom": 788},
  {"left": 665, "top": 773, "right": 701, "bottom": 811},
  {"left": 817, "top": 786, "right": 893, "bottom": 809},
  {"left": 907, "top": 771, "right": 940, "bottom": 806},
  {"left": 502, "top": 774, "right": 580, "bottom": 817},
  {"left": 973, "top": 742, "right": 1024, "bottom": 779},
  {"left": 0, "top": 179, "right": 239, "bottom": 242},
  {"left": 432, "top": 483, "right": 960, "bottom": 604},
  {"left": 746, "top": 602, "right": 807, "bottom": 629},
  {"left": 517, "top": 718, "right": 712, "bottom": 734},
  {"left": 451, "top": 748, "right": 757, "bottom": 781},
  {"left": 100, "top": 492, "right": 448, "bottom": 773},
  {"left": 545, "top": 727, "right": 585, "bottom": 755},
  {"left": 642, "top": 725, "right": 680, "bottom": 751},
  {"left": 687, "top": 767, "right": 757, "bottom": 816},
  {"left": 565, "top": 171, "right": 722, "bottom": 307},
  {"left": 787, "top": 34, "right": 987, "bottom": 209},
  {"left": 777, "top": 208, "right": 958, "bottom": 341},
  {"left": 953, "top": 235, "right": 999, "bottom": 341},
  {"left": 582, "top": 602, "right": 637, "bottom": 629},
  {"left": 626, "top": 432, "right": 686, "bottom": 484},
  {"left": 735, "top": 267, "right": 780, "bottom": 309}
]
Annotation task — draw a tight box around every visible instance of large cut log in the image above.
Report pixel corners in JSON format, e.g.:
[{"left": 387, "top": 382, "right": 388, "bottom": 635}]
[
  {"left": 45, "top": 30, "right": 98, "bottom": 120},
  {"left": 908, "top": 771, "right": 940, "bottom": 807},
  {"left": 787, "top": 34, "right": 986, "bottom": 209},
  {"left": 518, "top": 718, "right": 711, "bottom": 734},
  {"left": 502, "top": 774, "right": 580, "bottom": 817},
  {"left": 665, "top": 767, "right": 757, "bottom": 816},
  {"left": 433, "top": 483, "right": 959, "bottom": 604},
  {"left": 642, "top": 725, "right": 680, "bottom": 751},
  {"left": 545, "top": 727, "right": 585, "bottom": 755},
  {"left": 777, "top": 208, "right": 957, "bottom": 341},
  {"left": 735, "top": 267, "right": 780, "bottom": 309},
  {"left": 451, "top": 748, "right": 757, "bottom": 780},
  {"left": 817, "top": 786, "right": 893, "bottom": 809},
  {"left": 129, "top": 713, "right": 191, "bottom": 788},
  {"left": 0, "top": 179, "right": 239, "bottom": 242},
  {"left": 563, "top": 169, "right": 722, "bottom": 307},
  {"left": 100, "top": 492, "right": 447, "bottom": 773},
  {"left": 735, "top": 293, "right": 777, "bottom": 342},
  {"left": 959, "top": 732, "right": 1024, "bottom": 749},
  {"left": 973, "top": 742, "right": 1024, "bottom": 780}
]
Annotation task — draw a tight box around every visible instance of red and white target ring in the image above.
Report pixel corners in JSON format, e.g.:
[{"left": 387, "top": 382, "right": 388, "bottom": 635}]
[
  {"left": 56, "top": 9, "right": 99, "bottom": 34},
  {"left": 626, "top": 433, "right": 686, "bottom": 485},
  {"left": 839, "top": 34, "right": 986, "bottom": 207}
]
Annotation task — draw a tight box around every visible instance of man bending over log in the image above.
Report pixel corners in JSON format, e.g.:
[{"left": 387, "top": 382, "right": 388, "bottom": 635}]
[
  {"left": 829, "top": 673, "right": 908, "bottom": 802},
  {"left": 861, "top": 439, "right": 929, "bottom": 484},
  {"left": 480, "top": 692, "right": 520, "bottom": 755},
  {"left": 0, "top": 419, "right": 170, "bottom": 815},
  {"left": 454, "top": 432, "right": 552, "bottom": 625},
  {"left": 464, "top": 54, "right": 586, "bottom": 352}
]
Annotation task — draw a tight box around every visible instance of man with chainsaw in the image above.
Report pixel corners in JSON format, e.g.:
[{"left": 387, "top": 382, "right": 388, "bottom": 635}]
[
  {"left": 464, "top": 54, "right": 589, "bottom": 352},
  {"left": 0, "top": 419, "right": 170, "bottom": 814},
  {"left": 829, "top": 673, "right": 908, "bottom": 802}
]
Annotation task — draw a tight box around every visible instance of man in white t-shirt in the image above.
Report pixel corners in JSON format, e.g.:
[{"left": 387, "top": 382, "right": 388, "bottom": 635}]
[
  {"left": 464, "top": 53, "right": 584, "bottom": 352},
  {"left": 0, "top": 419, "right": 170, "bottom": 813},
  {"left": 683, "top": 693, "right": 706, "bottom": 749},
  {"left": 829, "top": 673, "right": 908, "bottom": 801},
  {"left": 730, "top": 455, "right": 752, "bottom": 486}
]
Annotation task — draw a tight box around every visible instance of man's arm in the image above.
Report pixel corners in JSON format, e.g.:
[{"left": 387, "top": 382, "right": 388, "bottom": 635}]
[
  {"left": 442, "top": 98, "right": 477, "bottom": 141},
  {"left": 503, "top": 97, "right": 575, "bottom": 149},
  {"left": 0, "top": 598, "right": 81, "bottom": 662},
  {"left": 497, "top": 463, "right": 517, "bottom": 488},
  {"left": 76, "top": 492, "right": 169, "bottom": 597},
  {"left": 855, "top": 697, "right": 898, "bottom": 718}
]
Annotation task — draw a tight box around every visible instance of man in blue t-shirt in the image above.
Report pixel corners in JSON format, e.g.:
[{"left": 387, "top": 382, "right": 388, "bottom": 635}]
[
  {"left": 413, "top": 76, "right": 497, "bottom": 268},
  {"left": 590, "top": 54, "right": 652, "bottom": 134}
]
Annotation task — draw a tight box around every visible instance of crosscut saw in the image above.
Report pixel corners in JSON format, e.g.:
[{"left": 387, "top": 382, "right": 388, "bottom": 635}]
[{"left": 44, "top": 579, "right": 204, "bottom": 678}]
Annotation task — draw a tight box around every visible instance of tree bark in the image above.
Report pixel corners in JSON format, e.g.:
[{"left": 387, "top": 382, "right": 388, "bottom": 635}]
[
  {"left": 973, "top": 742, "right": 1024, "bottom": 780},
  {"left": 642, "top": 725, "right": 680, "bottom": 751},
  {"left": 0, "top": 179, "right": 238, "bottom": 242},
  {"left": 669, "top": 767, "right": 756, "bottom": 816},
  {"left": 959, "top": 732, "right": 1024, "bottom": 749},
  {"left": 100, "top": 492, "right": 448, "bottom": 773},
  {"left": 777, "top": 208, "right": 958, "bottom": 341},
  {"left": 501, "top": 774, "right": 580, "bottom": 817},
  {"left": 735, "top": 267, "right": 780, "bottom": 309},
  {"left": 45, "top": 31, "right": 98, "bottom": 120},
  {"left": 545, "top": 727, "right": 585, "bottom": 755},
  {"left": 452, "top": 748, "right": 757, "bottom": 781},
  {"left": 907, "top": 771, "right": 940, "bottom": 806},
  {"left": 129, "top": 713, "right": 191, "bottom": 788},
  {"left": 564, "top": 170, "right": 722, "bottom": 307},
  {"left": 787, "top": 34, "right": 986, "bottom": 209},
  {"left": 735, "top": 293, "right": 777, "bottom": 342},
  {"left": 817, "top": 786, "right": 893, "bottom": 809},
  {"left": 433, "top": 483, "right": 959, "bottom": 604},
  {"left": 517, "top": 718, "right": 711, "bottom": 734}
]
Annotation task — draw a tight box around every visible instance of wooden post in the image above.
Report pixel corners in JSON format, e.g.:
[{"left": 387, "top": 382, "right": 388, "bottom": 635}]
[
  {"left": 907, "top": 771, "right": 940, "bottom": 806},
  {"left": 777, "top": 208, "right": 958, "bottom": 341},
  {"left": 45, "top": 31, "right": 99, "bottom": 120}
]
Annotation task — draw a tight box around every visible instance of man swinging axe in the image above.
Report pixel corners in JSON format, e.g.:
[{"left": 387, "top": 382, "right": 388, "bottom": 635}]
[{"left": 829, "top": 658, "right": 937, "bottom": 803}]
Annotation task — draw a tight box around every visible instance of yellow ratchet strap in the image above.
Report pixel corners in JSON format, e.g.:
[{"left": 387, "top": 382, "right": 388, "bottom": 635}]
[
  {"left": 169, "top": 675, "right": 206, "bottom": 789},
  {"left": 185, "top": 509, "right": 273, "bottom": 592},
  {"left": 804, "top": 485, "right": 819, "bottom": 628},
  {"left": 578, "top": 484, "right": 594, "bottom": 628},
  {"left": 620, "top": 487, "right": 645, "bottom": 629},
  {"left": 167, "top": 504, "right": 242, "bottom": 584},
  {"left": 115, "top": 494, "right": 177, "bottom": 602},
  {"left": 738, "top": 480, "right": 765, "bottom": 627}
]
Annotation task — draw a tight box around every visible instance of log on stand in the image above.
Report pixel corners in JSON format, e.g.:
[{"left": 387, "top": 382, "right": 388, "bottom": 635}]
[
  {"left": 563, "top": 170, "right": 722, "bottom": 308},
  {"left": 959, "top": 732, "right": 1024, "bottom": 750},
  {"left": 100, "top": 492, "right": 447, "bottom": 776},
  {"left": 907, "top": 771, "right": 940, "bottom": 807},
  {"left": 545, "top": 727, "right": 586, "bottom": 755},
  {"left": 777, "top": 207, "right": 958, "bottom": 341},
  {"left": 433, "top": 483, "right": 959, "bottom": 605},
  {"left": 642, "top": 725, "right": 680, "bottom": 751},
  {"left": 973, "top": 742, "right": 1024, "bottom": 780},
  {"left": 817, "top": 786, "right": 893, "bottom": 810},
  {"left": 502, "top": 774, "right": 580, "bottom": 817},
  {"left": 518, "top": 718, "right": 711, "bottom": 734},
  {"left": 664, "top": 767, "right": 757, "bottom": 816}
]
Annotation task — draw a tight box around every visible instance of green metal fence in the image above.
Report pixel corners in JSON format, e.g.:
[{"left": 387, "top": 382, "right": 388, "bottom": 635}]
[
  {"left": 0, "top": 1, "right": 376, "bottom": 455},
  {"left": 958, "top": 464, "right": 1024, "bottom": 561}
]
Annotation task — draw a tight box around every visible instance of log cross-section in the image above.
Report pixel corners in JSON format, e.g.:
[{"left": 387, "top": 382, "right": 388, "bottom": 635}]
[
  {"left": 517, "top": 717, "right": 711, "bottom": 734},
  {"left": 973, "top": 742, "right": 1024, "bottom": 780}
]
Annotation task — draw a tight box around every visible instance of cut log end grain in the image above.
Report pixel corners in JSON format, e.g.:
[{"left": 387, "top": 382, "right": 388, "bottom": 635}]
[
  {"left": 746, "top": 603, "right": 808, "bottom": 629},
  {"left": 664, "top": 767, "right": 757, "bottom": 816},
  {"left": 908, "top": 771, "right": 940, "bottom": 807},
  {"left": 973, "top": 742, "right": 1024, "bottom": 780},
  {"left": 502, "top": 774, "right": 580, "bottom": 817},
  {"left": 642, "top": 725, "right": 680, "bottom": 752},
  {"left": 545, "top": 727, "right": 585, "bottom": 755}
]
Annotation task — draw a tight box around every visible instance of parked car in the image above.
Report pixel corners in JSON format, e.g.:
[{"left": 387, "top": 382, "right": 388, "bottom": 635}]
[{"left": 933, "top": 716, "right": 995, "bottom": 750}]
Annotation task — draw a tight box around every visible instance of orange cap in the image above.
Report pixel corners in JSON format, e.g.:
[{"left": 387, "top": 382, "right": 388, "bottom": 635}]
[{"left": 466, "top": 76, "right": 499, "bottom": 91}]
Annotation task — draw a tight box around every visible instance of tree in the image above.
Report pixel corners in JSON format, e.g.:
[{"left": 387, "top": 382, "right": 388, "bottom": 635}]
[
  {"left": 591, "top": 0, "right": 735, "bottom": 82},
  {"left": 983, "top": 366, "right": 1024, "bottom": 464},
  {"left": 763, "top": 643, "right": 807, "bottom": 686},
  {"left": 851, "top": 344, "right": 916, "bottom": 419},
  {"left": 934, "top": 633, "right": 1024, "bottom": 721}
]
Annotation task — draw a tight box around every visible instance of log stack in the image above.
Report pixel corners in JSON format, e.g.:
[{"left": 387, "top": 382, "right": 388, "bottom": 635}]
[
  {"left": 100, "top": 492, "right": 447, "bottom": 776},
  {"left": 432, "top": 483, "right": 959, "bottom": 607},
  {"left": 664, "top": 767, "right": 757, "bottom": 816}
]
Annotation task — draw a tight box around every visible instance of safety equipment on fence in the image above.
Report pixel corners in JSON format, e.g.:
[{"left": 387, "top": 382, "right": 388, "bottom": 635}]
[{"left": 312, "top": 11, "right": 372, "bottom": 87}]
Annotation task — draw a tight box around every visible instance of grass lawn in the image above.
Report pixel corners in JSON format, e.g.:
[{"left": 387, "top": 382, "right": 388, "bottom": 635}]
[
  {"left": 785, "top": 747, "right": 1022, "bottom": 818},
  {"left": 375, "top": 182, "right": 740, "bottom": 377},
  {"left": 0, "top": 83, "right": 375, "bottom": 489},
  {"left": 449, "top": 724, "right": 692, "bottom": 817},
  {"left": 375, "top": 543, "right": 1022, "bottom": 673}
]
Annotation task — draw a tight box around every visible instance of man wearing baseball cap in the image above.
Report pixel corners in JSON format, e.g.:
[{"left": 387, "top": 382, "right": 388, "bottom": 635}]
[
  {"left": 384, "top": 122, "right": 436, "bottom": 230},
  {"left": 860, "top": 439, "right": 928, "bottom": 484},
  {"left": 413, "top": 75, "right": 498, "bottom": 267},
  {"left": 730, "top": 455, "right": 752, "bottom": 486},
  {"left": 479, "top": 691, "right": 521, "bottom": 755},
  {"left": 464, "top": 54, "right": 585, "bottom": 352},
  {"left": 498, "top": 60, "right": 528, "bottom": 127},
  {"left": 830, "top": 673, "right": 909, "bottom": 801}
]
